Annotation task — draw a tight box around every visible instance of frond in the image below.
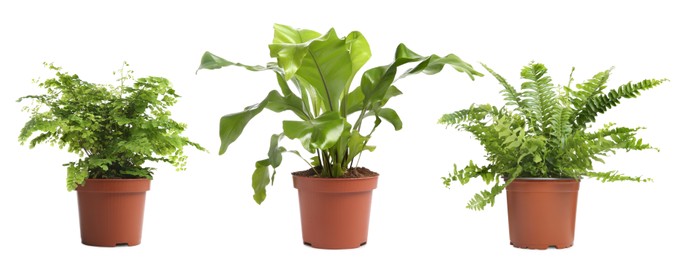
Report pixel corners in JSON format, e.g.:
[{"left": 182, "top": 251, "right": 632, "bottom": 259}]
[
  {"left": 437, "top": 109, "right": 470, "bottom": 126},
  {"left": 550, "top": 105, "right": 573, "bottom": 148},
  {"left": 520, "top": 62, "right": 557, "bottom": 135},
  {"left": 568, "top": 68, "right": 612, "bottom": 113},
  {"left": 466, "top": 183, "right": 506, "bottom": 211},
  {"left": 481, "top": 63, "right": 526, "bottom": 113},
  {"left": 574, "top": 78, "right": 667, "bottom": 128},
  {"left": 442, "top": 161, "right": 492, "bottom": 187},
  {"left": 584, "top": 171, "right": 652, "bottom": 183}
]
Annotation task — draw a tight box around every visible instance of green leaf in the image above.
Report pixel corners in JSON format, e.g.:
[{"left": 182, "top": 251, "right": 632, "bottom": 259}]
[
  {"left": 439, "top": 62, "right": 664, "bottom": 210},
  {"left": 361, "top": 44, "right": 481, "bottom": 111},
  {"left": 400, "top": 53, "right": 483, "bottom": 80},
  {"left": 533, "top": 154, "right": 542, "bottom": 163},
  {"left": 344, "top": 31, "right": 372, "bottom": 80},
  {"left": 19, "top": 62, "right": 205, "bottom": 184},
  {"left": 295, "top": 29, "right": 354, "bottom": 111},
  {"left": 375, "top": 108, "right": 403, "bottom": 131},
  {"left": 347, "top": 130, "right": 372, "bottom": 163},
  {"left": 252, "top": 159, "right": 271, "bottom": 204},
  {"left": 219, "top": 90, "right": 305, "bottom": 155},
  {"left": 268, "top": 24, "right": 322, "bottom": 80},
  {"left": 197, "top": 51, "right": 269, "bottom": 73},
  {"left": 267, "top": 134, "right": 284, "bottom": 168},
  {"left": 218, "top": 99, "right": 267, "bottom": 155},
  {"left": 264, "top": 90, "right": 309, "bottom": 120},
  {"left": 282, "top": 111, "right": 344, "bottom": 151}
]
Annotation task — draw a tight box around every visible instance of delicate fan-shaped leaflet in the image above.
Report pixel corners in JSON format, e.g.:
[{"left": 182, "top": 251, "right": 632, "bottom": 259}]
[
  {"left": 440, "top": 62, "right": 665, "bottom": 210},
  {"left": 19, "top": 64, "right": 205, "bottom": 190}
]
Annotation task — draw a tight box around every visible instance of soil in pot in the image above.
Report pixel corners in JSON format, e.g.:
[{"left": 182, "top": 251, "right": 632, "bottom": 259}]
[
  {"left": 76, "top": 179, "right": 150, "bottom": 247},
  {"left": 506, "top": 178, "right": 580, "bottom": 249},
  {"left": 292, "top": 167, "right": 378, "bottom": 249}
]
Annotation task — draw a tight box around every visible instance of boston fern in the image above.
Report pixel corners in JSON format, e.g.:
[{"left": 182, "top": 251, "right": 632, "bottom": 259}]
[
  {"left": 439, "top": 62, "right": 666, "bottom": 210},
  {"left": 18, "top": 63, "right": 205, "bottom": 191},
  {"left": 198, "top": 24, "right": 482, "bottom": 204}
]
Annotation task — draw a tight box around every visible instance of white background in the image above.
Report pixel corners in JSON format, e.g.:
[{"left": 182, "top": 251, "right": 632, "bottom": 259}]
[{"left": 1, "top": 0, "right": 697, "bottom": 259}]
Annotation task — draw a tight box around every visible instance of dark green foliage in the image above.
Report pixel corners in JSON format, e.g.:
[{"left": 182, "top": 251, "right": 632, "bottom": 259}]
[
  {"left": 18, "top": 63, "right": 205, "bottom": 191},
  {"left": 439, "top": 62, "right": 665, "bottom": 210}
]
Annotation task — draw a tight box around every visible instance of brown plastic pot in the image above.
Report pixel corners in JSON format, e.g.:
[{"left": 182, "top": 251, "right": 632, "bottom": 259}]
[
  {"left": 293, "top": 174, "right": 378, "bottom": 249},
  {"left": 506, "top": 178, "right": 580, "bottom": 249},
  {"left": 75, "top": 179, "right": 150, "bottom": 247}
]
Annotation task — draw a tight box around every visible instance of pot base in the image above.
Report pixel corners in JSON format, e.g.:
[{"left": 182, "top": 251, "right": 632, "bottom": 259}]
[
  {"left": 303, "top": 241, "right": 367, "bottom": 248},
  {"left": 510, "top": 242, "right": 573, "bottom": 250}
]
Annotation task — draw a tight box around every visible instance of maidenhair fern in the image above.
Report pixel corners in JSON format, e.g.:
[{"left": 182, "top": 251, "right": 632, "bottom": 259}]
[{"left": 439, "top": 62, "right": 666, "bottom": 210}]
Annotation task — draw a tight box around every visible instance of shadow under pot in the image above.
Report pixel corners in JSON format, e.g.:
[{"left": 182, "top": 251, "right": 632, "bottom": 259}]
[
  {"left": 76, "top": 179, "right": 150, "bottom": 247},
  {"left": 506, "top": 178, "right": 580, "bottom": 249},
  {"left": 292, "top": 172, "right": 378, "bottom": 249}
]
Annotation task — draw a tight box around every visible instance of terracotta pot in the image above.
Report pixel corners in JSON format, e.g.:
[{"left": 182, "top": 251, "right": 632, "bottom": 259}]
[
  {"left": 293, "top": 174, "right": 378, "bottom": 249},
  {"left": 76, "top": 179, "right": 150, "bottom": 247},
  {"left": 506, "top": 178, "right": 580, "bottom": 249}
]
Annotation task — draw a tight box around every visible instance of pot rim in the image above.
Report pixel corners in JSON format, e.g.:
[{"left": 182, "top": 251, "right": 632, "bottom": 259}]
[
  {"left": 83, "top": 178, "right": 151, "bottom": 182},
  {"left": 514, "top": 177, "right": 578, "bottom": 180},
  {"left": 292, "top": 174, "right": 379, "bottom": 181}
]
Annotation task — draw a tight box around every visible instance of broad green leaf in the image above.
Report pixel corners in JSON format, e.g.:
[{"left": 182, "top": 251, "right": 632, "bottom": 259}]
[
  {"left": 219, "top": 101, "right": 267, "bottom": 155},
  {"left": 346, "top": 130, "right": 374, "bottom": 163},
  {"left": 267, "top": 134, "right": 284, "bottom": 168},
  {"left": 272, "top": 23, "right": 322, "bottom": 44},
  {"left": 264, "top": 90, "right": 309, "bottom": 120},
  {"left": 376, "top": 108, "right": 402, "bottom": 131},
  {"left": 345, "top": 87, "right": 365, "bottom": 115},
  {"left": 197, "top": 51, "right": 269, "bottom": 73},
  {"left": 310, "top": 155, "right": 320, "bottom": 167},
  {"left": 197, "top": 52, "right": 298, "bottom": 107},
  {"left": 252, "top": 159, "right": 271, "bottom": 204},
  {"left": 399, "top": 53, "right": 483, "bottom": 80},
  {"left": 334, "top": 123, "right": 352, "bottom": 170},
  {"left": 282, "top": 111, "right": 344, "bottom": 151},
  {"left": 344, "top": 31, "right": 371, "bottom": 87},
  {"left": 275, "top": 71, "right": 294, "bottom": 96},
  {"left": 269, "top": 24, "right": 322, "bottom": 80},
  {"left": 360, "top": 43, "right": 480, "bottom": 110},
  {"left": 219, "top": 90, "right": 310, "bottom": 155},
  {"left": 296, "top": 28, "right": 354, "bottom": 112}
]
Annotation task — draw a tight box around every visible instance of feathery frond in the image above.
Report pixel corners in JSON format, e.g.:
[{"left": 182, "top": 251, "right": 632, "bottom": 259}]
[
  {"left": 574, "top": 78, "right": 667, "bottom": 128},
  {"left": 441, "top": 62, "right": 664, "bottom": 210},
  {"left": 520, "top": 62, "right": 557, "bottom": 135}
]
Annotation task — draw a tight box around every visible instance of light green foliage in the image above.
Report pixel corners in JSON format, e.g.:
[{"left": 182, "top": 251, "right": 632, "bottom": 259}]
[
  {"left": 18, "top": 63, "right": 206, "bottom": 191},
  {"left": 198, "top": 24, "right": 482, "bottom": 204},
  {"left": 439, "top": 62, "right": 665, "bottom": 210}
]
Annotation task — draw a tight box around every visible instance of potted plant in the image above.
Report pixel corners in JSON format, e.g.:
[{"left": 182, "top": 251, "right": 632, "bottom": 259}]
[
  {"left": 197, "top": 24, "right": 482, "bottom": 249},
  {"left": 438, "top": 62, "right": 665, "bottom": 249},
  {"left": 18, "top": 62, "right": 205, "bottom": 247}
]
